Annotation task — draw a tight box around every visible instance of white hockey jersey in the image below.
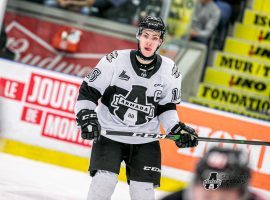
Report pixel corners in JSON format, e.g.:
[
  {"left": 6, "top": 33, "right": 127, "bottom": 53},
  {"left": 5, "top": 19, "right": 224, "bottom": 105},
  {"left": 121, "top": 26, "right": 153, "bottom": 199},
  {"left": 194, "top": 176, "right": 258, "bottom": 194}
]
[{"left": 75, "top": 49, "right": 182, "bottom": 144}]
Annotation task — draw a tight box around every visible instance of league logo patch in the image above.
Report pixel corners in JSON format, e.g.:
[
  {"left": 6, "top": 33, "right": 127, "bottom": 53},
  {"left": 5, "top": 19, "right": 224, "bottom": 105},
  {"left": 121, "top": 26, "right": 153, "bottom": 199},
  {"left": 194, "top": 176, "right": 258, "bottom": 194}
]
[
  {"left": 172, "top": 64, "right": 181, "bottom": 78},
  {"left": 118, "top": 70, "right": 130, "bottom": 81},
  {"left": 106, "top": 50, "right": 118, "bottom": 63},
  {"left": 86, "top": 68, "right": 101, "bottom": 82}
]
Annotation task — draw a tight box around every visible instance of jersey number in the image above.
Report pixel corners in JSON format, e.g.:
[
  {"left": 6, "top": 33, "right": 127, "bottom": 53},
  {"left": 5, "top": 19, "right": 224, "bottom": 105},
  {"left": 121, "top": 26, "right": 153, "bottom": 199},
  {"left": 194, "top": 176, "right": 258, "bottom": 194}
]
[{"left": 172, "top": 88, "right": 181, "bottom": 103}]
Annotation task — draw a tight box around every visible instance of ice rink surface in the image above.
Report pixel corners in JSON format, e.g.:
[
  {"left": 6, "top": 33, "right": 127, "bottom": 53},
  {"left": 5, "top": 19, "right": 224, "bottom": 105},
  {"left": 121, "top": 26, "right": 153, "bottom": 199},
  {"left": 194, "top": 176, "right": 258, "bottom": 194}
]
[
  {"left": 1, "top": 152, "right": 269, "bottom": 200},
  {"left": 0, "top": 153, "right": 169, "bottom": 200}
]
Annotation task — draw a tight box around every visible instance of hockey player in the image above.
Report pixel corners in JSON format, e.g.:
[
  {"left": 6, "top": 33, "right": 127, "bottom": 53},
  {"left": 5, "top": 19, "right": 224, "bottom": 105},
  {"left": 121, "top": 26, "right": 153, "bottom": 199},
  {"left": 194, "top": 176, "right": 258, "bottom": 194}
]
[
  {"left": 162, "top": 147, "right": 267, "bottom": 200},
  {"left": 75, "top": 16, "right": 198, "bottom": 200}
]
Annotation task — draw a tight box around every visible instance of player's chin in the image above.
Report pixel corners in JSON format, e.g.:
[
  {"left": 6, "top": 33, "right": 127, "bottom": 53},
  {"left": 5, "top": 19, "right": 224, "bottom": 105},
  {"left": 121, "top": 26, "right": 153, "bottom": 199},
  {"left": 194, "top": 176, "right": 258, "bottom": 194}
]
[{"left": 142, "top": 50, "right": 154, "bottom": 58}]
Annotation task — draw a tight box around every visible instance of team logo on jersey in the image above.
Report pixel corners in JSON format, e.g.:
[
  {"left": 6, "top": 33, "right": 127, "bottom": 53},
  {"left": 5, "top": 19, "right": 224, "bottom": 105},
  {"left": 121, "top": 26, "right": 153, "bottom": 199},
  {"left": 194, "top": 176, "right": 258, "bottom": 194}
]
[
  {"left": 86, "top": 68, "right": 101, "bottom": 82},
  {"left": 172, "top": 64, "right": 181, "bottom": 78},
  {"left": 111, "top": 85, "right": 155, "bottom": 125},
  {"left": 106, "top": 50, "right": 118, "bottom": 63},
  {"left": 118, "top": 70, "right": 130, "bottom": 81}
]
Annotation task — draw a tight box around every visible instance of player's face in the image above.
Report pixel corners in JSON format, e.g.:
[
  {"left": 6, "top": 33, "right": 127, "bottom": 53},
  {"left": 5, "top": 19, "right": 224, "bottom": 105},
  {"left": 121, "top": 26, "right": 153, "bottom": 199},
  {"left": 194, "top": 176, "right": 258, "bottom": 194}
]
[
  {"left": 138, "top": 29, "right": 163, "bottom": 57},
  {"left": 192, "top": 185, "right": 242, "bottom": 200}
]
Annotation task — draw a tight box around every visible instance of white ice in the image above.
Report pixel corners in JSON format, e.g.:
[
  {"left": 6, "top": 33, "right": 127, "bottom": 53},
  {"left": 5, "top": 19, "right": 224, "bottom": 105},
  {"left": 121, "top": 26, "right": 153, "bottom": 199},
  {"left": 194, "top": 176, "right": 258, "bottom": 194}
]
[{"left": 0, "top": 152, "right": 169, "bottom": 200}]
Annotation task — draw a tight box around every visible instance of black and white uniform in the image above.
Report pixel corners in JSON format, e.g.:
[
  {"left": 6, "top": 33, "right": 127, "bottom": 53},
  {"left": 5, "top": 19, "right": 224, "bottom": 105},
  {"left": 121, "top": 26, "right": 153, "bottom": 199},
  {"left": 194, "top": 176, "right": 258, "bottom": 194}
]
[
  {"left": 75, "top": 49, "right": 181, "bottom": 188},
  {"left": 75, "top": 49, "right": 182, "bottom": 143}
]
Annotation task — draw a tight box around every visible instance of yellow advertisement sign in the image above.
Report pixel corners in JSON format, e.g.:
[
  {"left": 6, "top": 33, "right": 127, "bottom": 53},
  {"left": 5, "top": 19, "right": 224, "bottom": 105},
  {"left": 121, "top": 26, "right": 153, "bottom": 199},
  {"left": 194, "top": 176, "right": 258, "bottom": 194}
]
[
  {"left": 204, "top": 67, "right": 270, "bottom": 97},
  {"left": 167, "top": 0, "right": 195, "bottom": 37},
  {"left": 196, "top": 83, "right": 270, "bottom": 117},
  {"left": 224, "top": 37, "right": 270, "bottom": 63},
  {"left": 252, "top": 0, "right": 270, "bottom": 14},
  {"left": 189, "top": 97, "right": 270, "bottom": 121},
  {"left": 234, "top": 23, "right": 270, "bottom": 45},
  {"left": 243, "top": 9, "right": 270, "bottom": 28},
  {"left": 213, "top": 52, "right": 270, "bottom": 79}
]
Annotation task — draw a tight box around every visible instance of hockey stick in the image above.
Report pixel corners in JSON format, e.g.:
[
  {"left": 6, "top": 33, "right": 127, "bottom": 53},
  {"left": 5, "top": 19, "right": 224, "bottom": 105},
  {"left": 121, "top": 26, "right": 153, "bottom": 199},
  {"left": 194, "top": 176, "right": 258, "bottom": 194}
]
[{"left": 100, "top": 130, "right": 270, "bottom": 146}]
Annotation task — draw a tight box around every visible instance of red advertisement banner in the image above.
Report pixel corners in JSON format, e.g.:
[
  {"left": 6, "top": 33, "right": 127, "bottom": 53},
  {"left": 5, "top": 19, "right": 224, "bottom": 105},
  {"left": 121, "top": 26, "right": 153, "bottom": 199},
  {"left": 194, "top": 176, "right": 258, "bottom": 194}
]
[
  {"left": 42, "top": 112, "right": 91, "bottom": 147},
  {"left": 0, "top": 77, "right": 25, "bottom": 101},
  {"left": 26, "top": 73, "right": 80, "bottom": 113},
  {"left": 21, "top": 106, "right": 43, "bottom": 124},
  {"left": 4, "top": 12, "right": 137, "bottom": 77}
]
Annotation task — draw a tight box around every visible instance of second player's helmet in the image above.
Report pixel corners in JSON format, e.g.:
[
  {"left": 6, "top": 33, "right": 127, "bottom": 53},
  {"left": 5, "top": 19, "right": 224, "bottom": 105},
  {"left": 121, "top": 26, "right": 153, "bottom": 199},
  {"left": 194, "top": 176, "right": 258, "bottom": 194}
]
[{"left": 137, "top": 16, "right": 166, "bottom": 41}]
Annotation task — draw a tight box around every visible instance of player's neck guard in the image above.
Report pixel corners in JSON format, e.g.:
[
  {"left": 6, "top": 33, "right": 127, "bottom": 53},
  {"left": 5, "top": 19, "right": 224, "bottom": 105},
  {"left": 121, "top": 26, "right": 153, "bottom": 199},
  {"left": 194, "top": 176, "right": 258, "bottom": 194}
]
[
  {"left": 135, "top": 55, "right": 157, "bottom": 71},
  {"left": 135, "top": 49, "right": 156, "bottom": 62}
]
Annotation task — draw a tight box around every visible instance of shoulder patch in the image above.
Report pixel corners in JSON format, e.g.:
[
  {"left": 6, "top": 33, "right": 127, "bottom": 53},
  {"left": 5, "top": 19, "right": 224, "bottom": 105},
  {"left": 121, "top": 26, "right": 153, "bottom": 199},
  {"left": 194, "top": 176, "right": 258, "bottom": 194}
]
[
  {"left": 106, "top": 50, "right": 118, "bottom": 63},
  {"left": 171, "top": 64, "right": 181, "bottom": 78}
]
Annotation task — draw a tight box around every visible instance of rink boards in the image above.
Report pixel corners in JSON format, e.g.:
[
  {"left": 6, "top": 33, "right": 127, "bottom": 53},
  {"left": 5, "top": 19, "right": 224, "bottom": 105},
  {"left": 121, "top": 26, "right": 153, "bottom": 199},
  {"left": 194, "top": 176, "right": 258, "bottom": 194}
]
[{"left": 1, "top": 59, "right": 270, "bottom": 193}]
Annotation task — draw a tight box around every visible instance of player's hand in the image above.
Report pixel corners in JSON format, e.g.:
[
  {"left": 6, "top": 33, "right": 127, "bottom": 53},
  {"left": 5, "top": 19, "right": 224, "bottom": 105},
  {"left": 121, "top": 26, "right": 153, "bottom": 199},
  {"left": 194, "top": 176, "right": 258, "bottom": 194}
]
[
  {"left": 76, "top": 109, "right": 101, "bottom": 141},
  {"left": 170, "top": 122, "right": 198, "bottom": 148}
]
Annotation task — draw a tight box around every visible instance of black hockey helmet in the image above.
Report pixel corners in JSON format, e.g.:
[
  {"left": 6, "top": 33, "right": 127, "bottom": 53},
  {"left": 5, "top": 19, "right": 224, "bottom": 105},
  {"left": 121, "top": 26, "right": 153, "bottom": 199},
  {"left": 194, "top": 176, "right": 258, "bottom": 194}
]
[
  {"left": 136, "top": 16, "right": 166, "bottom": 41},
  {"left": 194, "top": 147, "right": 251, "bottom": 194}
]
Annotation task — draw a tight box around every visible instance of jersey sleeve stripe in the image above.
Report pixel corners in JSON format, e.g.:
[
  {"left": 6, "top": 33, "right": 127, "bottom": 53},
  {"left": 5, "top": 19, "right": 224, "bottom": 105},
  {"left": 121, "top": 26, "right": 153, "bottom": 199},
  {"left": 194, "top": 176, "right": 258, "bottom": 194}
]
[
  {"left": 77, "top": 81, "right": 101, "bottom": 105},
  {"left": 157, "top": 103, "right": 176, "bottom": 116}
]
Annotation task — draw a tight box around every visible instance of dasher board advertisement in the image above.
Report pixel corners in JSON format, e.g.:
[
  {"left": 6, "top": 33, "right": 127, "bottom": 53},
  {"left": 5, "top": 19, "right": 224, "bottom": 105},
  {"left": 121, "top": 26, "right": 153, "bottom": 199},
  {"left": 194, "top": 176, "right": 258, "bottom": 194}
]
[
  {"left": 204, "top": 67, "right": 270, "bottom": 98},
  {"left": 234, "top": 23, "right": 270, "bottom": 45},
  {"left": 1, "top": 59, "right": 270, "bottom": 193},
  {"left": 213, "top": 51, "right": 270, "bottom": 79},
  {"left": 224, "top": 37, "right": 270, "bottom": 63},
  {"left": 243, "top": 9, "right": 270, "bottom": 29},
  {"left": 252, "top": 0, "right": 270, "bottom": 14},
  {"left": 0, "top": 59, "right": 91, "bottom": 157}
]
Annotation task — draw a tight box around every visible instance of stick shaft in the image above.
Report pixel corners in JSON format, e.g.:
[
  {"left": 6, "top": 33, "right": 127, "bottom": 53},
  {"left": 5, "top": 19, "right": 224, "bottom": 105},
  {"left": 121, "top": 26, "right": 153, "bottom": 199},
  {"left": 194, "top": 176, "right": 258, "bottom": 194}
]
[
  {"left": 197, "top": 137, "right": 270, "bottom": 146},
  {"left": 101, "top": 130, "right": 270, "bottom": 146}
]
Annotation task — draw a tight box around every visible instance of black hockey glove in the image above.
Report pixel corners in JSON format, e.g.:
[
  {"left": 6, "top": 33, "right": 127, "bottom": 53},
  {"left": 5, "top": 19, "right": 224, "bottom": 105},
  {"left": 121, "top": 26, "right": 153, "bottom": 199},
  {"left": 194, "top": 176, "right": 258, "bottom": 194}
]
[
  {"left": 170, "top": 122, "right": 198, "bottom": 148},
  {"left": 76, "top": 109, "right": 101, "bottom": 140}
]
